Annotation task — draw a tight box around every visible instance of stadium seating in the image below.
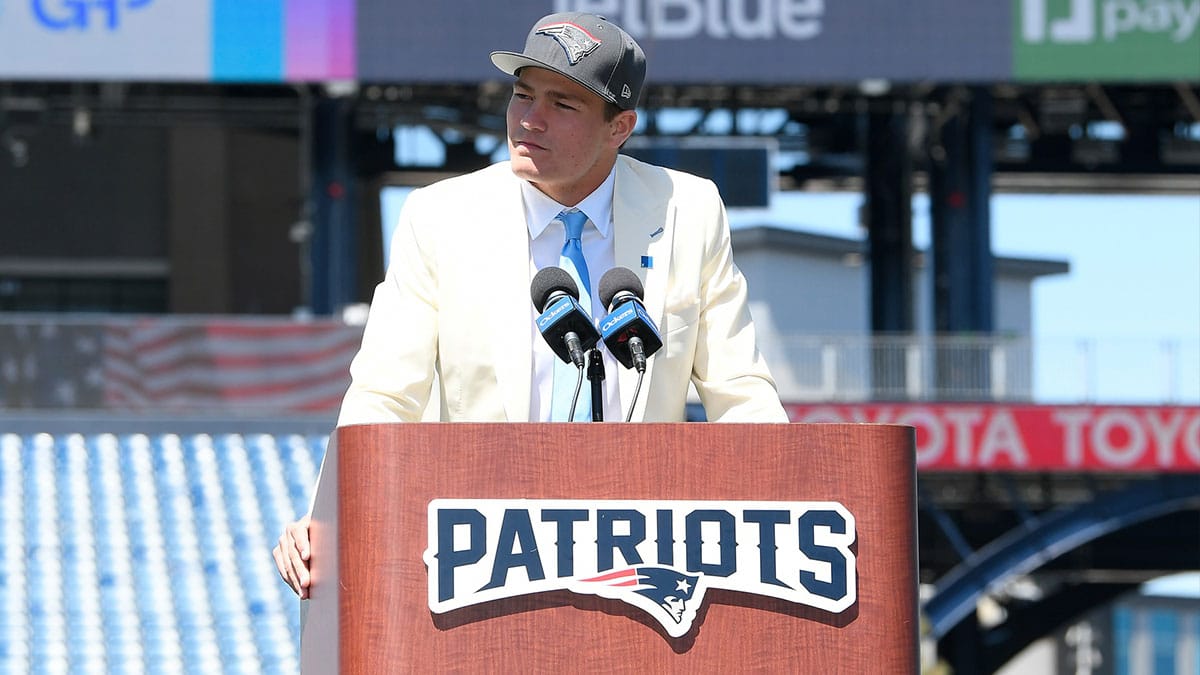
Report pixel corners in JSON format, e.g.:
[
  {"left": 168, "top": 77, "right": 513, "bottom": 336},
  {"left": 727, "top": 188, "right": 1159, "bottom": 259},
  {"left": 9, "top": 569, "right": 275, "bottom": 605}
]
[{"left": 0, "top": 432, "right": 326, "bottom": 674}]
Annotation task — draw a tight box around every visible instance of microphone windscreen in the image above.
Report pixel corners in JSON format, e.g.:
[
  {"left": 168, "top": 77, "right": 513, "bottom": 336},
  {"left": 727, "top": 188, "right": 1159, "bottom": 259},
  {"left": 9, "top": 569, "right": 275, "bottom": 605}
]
[
  {"left": 531, "top": 266, "right": 579, "bottom": 311},
  {"left": 599, "top": 267, "right": 644, "bottom": 310}
]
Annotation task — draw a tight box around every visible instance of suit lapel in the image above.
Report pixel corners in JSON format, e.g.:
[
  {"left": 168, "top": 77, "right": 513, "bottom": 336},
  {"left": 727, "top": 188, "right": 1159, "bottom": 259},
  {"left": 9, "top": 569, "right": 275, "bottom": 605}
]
[
  {"left": 483, "top": 169, "right": 534, "bottom": 421},
  {"left": 612, "top": 157, "right": 675, "bottom": 421}
]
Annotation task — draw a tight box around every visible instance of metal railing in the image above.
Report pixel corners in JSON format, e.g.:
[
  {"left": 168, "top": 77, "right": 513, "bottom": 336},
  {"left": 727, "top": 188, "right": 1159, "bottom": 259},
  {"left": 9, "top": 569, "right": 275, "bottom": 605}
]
[
  {"left": 765, "top": 333, "right": 1199, "bottom": 405},
  {"left": 766, "top": 334, "right": 1031, "bottom": 402}
]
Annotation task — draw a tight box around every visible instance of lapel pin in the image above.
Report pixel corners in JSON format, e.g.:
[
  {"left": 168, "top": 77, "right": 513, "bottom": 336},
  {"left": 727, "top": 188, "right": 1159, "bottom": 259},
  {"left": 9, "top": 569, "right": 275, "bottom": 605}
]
[
  {"left": 641, "top": 255, "right": 653, "bottom": 269},
  {"left": 649, "top": 227, "right": 664, "bottom": 239}
]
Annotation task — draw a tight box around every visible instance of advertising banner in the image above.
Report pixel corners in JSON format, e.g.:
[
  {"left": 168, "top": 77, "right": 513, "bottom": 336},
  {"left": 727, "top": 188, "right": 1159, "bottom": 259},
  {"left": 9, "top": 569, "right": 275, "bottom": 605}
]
[
  {"left": 1014, "top": 0, "right": 1200, "bottom": 80},
  {"left": 1, "top": 1, "right": 1192, "bottom": 85},
  {"left": 356, "top": 0, "right": 1013, "bottom": 83},
  {"left": 0, "top": 0, "right": 353, "bottom": 81},
  {"left": 786, "top": 403, "right": 1200, "bottom": 472},
  {"left": 0, "top": 0, "right": 212, "bottom": 79}
]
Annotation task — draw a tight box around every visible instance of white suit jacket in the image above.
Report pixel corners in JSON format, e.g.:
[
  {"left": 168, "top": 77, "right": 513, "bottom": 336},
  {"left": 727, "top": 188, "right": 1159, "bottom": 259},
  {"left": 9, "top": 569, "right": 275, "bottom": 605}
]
[{"left": 337, "top": 155, "right": 787, "bottom": 424}]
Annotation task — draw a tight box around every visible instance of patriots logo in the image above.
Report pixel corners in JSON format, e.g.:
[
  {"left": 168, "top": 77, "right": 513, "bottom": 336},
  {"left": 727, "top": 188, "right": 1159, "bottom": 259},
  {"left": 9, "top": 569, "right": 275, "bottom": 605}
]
[
  {"left": 426, "top": 499, "right": 857, "bottom": 641},
  {"left": 537, "top": 22, "right": 602, "bottom": 65},
  {"left": 580, "top": 567, "right": 704, "bottom": 636}
]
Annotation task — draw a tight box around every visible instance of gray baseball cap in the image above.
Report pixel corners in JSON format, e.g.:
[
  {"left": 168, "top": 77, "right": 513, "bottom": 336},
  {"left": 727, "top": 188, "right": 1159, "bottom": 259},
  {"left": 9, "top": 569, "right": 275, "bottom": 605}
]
[{"left": 491, "top": 12, "right": 646, "bottom": 111}]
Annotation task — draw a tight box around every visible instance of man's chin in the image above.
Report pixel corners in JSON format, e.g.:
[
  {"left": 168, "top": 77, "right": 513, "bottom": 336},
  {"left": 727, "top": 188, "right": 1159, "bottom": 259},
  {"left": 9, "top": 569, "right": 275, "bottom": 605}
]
[
  {"left": 509, "top": 160, "right": 540, "bottom": 182},
  {"left": 508, "top": 157, "right": 537, "bottom": 172}
]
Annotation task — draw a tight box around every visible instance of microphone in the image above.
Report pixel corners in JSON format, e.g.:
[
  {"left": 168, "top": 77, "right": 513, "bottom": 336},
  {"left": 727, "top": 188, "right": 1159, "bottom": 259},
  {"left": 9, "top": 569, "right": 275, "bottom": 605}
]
[
  {"left": 598, "top": 267, "right": 663, "bottom": 373},
  {"left": 530, "top": 267, "right": 600, "bottom": 367}
]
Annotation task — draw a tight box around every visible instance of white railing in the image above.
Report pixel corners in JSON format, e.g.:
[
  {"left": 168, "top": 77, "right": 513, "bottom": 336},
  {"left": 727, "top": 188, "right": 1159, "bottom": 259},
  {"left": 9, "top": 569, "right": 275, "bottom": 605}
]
[
  {"left": 1029, "top": 336, "right": 1200, "bottom": 405},
  {"left": 767, "top": 334, "right": 1199, "bottom": 405}
]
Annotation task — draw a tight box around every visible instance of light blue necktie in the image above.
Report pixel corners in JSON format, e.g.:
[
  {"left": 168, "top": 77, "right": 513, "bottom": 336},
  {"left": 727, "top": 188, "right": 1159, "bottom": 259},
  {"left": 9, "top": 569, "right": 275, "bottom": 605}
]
[{"left": 550, "top": 209, "right": 592, "bottom": 422}]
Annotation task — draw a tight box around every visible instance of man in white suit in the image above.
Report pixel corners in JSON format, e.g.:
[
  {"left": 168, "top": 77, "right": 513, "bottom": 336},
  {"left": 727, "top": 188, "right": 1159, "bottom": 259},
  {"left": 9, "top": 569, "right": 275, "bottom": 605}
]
[{"left": 275, "top": 12, "right": 786, "bottom": 598}]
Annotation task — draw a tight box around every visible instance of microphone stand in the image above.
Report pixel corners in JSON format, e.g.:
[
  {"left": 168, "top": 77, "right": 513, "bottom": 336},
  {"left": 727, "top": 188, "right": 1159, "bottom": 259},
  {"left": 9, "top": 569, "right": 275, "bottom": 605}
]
[
  {"left": 624, "top": 337, "right": 647, "bottom": 423},
  {"left": 586, "top": 347, "right": 604, "bottom": 422}
]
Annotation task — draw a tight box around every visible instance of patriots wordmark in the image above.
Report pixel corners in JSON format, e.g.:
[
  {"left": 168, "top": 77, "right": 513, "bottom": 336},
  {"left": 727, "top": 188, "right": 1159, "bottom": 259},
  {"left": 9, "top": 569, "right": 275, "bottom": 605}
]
[
  {"left": 537, "top": 22, "right": 602, "bottom": 64},
  {"left": 425, "top": 499, "right": 857, "bottom": 638}
]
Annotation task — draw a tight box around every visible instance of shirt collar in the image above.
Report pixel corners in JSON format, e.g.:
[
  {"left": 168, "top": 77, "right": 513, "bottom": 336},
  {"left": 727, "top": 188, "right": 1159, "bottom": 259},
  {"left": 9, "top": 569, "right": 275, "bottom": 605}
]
[{"left": 523, "top": 165, "right": 616, "bottom": 240}]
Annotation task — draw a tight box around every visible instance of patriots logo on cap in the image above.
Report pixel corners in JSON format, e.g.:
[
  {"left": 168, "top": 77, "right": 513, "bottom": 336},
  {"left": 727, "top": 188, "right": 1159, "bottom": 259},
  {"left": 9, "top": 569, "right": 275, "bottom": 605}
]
[
  {"left": 581, "top": 566, "right": 705, "bottom": 635},
  {"left": 537, "top": 22, "right": 602, "bottom": 65}
]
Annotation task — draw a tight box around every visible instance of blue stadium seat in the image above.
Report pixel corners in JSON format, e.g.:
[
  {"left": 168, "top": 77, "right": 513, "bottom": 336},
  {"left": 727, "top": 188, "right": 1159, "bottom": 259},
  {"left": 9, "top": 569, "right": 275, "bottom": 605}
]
[{"left": 0, "top": 430, "right": 326, "bottom": 673}]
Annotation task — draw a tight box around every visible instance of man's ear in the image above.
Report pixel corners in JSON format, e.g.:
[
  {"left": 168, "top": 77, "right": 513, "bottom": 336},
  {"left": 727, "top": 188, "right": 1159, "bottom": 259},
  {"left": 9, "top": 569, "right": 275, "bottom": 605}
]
[{"left": 609, "top": 110, "right": 638, "bottom": 148}]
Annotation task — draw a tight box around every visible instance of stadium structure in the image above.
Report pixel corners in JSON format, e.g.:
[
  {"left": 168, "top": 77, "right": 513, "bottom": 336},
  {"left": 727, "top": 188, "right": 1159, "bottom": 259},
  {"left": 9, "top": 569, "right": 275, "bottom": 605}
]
[{"left": 1, "top": 1, "right": 1198, "bottom": 673}]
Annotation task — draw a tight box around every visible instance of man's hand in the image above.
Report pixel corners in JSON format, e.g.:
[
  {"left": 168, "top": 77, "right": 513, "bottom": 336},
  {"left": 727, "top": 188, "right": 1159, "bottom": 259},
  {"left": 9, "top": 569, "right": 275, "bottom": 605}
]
[{"left": 273, "top": 515, "right": 312, "bottom": 599}]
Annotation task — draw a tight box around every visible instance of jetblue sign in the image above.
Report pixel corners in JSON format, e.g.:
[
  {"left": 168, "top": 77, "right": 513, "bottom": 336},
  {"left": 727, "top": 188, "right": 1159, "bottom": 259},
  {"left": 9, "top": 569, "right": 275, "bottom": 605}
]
[
  {"left": 357, "top": 1, "right": 1011, "bottom": 83},
  {"left": 551, "top": 0, "right": 825, "bottom": 40},
  {"left": 425, "top": 499, "right": 857, "bottom": 638}
]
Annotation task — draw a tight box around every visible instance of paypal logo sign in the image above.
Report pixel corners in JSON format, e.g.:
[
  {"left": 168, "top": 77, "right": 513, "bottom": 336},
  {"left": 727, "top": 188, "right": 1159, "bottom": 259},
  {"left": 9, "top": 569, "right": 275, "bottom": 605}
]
[
  {"left": 1022, "top": 0, "right": 1199, "bottom": 43},
  {"left": 32, "top": 0, "right": 153, "bottom": 31}
]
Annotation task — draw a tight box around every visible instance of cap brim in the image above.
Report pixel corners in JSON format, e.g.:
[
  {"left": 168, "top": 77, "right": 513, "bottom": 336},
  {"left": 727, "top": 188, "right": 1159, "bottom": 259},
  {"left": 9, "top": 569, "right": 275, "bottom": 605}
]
[{"left": 489, "top": 50, "right": 619, "bottom": 107}]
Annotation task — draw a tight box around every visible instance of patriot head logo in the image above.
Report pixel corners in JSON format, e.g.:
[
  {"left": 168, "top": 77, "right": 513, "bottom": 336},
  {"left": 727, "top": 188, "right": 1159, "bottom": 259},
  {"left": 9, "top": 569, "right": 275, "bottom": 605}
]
[
  {"left": 425, "top": 499, "right": 858, "bottom": 640},
  {"left": 580, "top": 566, "right": 704, "bottom": 636},
  {"left": 537, "top": 22, "right": 602, "bottom": 65}
]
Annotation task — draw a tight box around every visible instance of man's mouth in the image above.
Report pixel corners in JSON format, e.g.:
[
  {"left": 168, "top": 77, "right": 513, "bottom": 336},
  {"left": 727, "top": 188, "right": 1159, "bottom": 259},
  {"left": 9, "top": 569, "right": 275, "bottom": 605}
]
[{"left": 513, "top": 139, "right": 546, "bottom": 152}]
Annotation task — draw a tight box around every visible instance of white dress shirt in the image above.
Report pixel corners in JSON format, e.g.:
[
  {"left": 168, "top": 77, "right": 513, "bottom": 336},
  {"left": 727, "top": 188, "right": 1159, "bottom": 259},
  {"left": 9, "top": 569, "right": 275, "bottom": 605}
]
[{"left": 522, "top": 168, "right": 623, "bottom": 422}]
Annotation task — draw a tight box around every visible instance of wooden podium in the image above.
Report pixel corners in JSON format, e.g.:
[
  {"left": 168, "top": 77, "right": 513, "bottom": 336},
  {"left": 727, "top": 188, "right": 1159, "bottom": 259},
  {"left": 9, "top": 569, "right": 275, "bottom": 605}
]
[{"left": 301, "top": 423, "right": 917, "bottom": 673}]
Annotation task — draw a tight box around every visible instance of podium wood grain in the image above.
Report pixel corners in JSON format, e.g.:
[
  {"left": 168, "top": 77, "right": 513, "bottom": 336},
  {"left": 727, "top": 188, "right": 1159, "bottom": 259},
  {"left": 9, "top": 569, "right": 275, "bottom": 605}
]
[{"left": 302, "top": 423, "right": 917, "bottom": 674}]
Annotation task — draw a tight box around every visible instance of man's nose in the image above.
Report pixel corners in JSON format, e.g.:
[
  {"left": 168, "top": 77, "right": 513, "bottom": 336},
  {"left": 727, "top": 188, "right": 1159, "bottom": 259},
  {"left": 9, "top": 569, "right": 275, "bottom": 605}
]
[{"left": 519, "top": 102, "right": 546, "bottom": 131}]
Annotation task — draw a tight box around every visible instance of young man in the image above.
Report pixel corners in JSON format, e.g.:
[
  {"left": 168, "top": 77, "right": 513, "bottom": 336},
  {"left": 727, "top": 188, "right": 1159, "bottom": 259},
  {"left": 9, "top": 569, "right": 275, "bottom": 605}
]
[{"left": 274, "top": 12, "right": 786, "bottom": 599}]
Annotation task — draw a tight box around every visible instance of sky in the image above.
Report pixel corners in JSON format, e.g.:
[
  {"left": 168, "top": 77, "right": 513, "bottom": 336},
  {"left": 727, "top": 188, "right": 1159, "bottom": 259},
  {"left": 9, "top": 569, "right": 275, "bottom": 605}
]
[{"left": 723, "top": 190, "right": 1200, "bottom": 405}]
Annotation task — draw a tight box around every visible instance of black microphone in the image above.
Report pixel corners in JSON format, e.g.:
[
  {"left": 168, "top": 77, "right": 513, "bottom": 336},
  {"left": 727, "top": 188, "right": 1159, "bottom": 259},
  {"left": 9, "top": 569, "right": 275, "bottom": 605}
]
[
  {"left": 531, "top": 266, "right": 600, "bottom": 367},
  {"left": 598, "top": 267, "right": 663, "bottom": 373}
]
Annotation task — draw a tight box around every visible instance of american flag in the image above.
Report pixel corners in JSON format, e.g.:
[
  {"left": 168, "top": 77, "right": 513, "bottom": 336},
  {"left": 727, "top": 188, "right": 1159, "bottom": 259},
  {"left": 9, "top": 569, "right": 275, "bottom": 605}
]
[{"left": 100, "top": 319, "right": 363, "bottom": 412}]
